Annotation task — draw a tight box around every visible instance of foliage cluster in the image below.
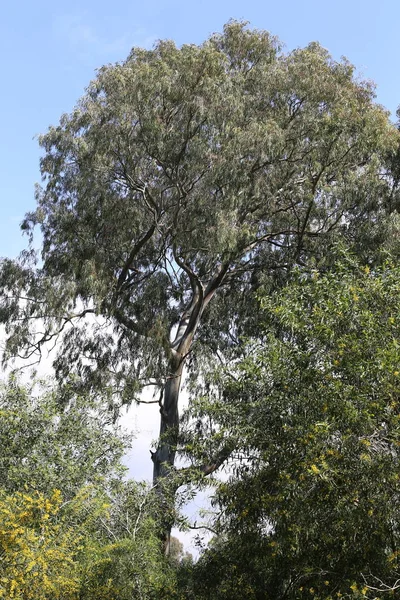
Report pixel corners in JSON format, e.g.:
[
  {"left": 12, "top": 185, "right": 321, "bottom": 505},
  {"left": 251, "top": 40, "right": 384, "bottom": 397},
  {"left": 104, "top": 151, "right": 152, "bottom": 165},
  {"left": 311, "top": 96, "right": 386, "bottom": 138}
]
[
  {"left": 0, "top": 20, "right": 398, "bottom": 497},
  {"left": 0, "top": 380, "right": 178, "bottom": 600},
  {"left": 187, "top": 257, "right": 400, "bottom": 599}
]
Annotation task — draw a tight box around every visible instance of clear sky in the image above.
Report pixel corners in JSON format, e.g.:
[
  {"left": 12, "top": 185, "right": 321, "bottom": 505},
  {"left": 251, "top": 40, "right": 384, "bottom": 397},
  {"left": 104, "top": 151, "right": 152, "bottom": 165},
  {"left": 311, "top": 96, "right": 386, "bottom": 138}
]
[{"left": 1, "top": 0, "right": 400, "bottom": 257}]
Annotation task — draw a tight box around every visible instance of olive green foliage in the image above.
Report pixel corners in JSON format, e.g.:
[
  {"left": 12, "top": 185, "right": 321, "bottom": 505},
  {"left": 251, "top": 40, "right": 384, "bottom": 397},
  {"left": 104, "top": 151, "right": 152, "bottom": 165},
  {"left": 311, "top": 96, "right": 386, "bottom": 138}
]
[
  {"left": 0, "top": 20, "right": 396, "bottom": 412},
  {"left": 76, "top": 481, "right": 178, "bottom": 600},
  {"left": 0, "top": 24, "right": 398, "bottom": 536},
  {"left": 0, "top": 20, "right": 400, "bottom": 596},
  {"left": 189, "top": 257, "right": 400, "bottom": 599}
]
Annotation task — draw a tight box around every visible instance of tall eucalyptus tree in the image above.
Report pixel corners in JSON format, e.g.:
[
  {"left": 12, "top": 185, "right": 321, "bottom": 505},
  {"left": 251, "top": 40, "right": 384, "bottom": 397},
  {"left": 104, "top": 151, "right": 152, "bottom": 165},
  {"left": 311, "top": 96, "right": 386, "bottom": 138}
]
[{"left": 0, "top": 21, "right": 398, "bottom": 546}]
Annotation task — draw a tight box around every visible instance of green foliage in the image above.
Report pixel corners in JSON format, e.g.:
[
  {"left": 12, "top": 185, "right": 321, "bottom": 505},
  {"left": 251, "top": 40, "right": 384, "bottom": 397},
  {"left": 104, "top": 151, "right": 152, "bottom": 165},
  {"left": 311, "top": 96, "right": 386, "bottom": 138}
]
[
  {"left": 188, "top": 257, "right": 400, "bottom": 599},
  {"left": 0, "top": 483, "right": 177, "bottom": 600},
  {"left": 0, "top": 377, "right": 177, "bottom": 599},
  {"left": 77, "top": 481, "right": 178, "bottom": 600},
  {"left": 1, "top": 23, "right": 398, "bottom": 536},
  {"left": 0, "top": 377, "right": 130, "bottom": 498},
  {"left": 0, "top": 21, "right": 397, "bottom": 400},
  {"left": 1, "top": 21, "right": 400, "bottom": 593}
]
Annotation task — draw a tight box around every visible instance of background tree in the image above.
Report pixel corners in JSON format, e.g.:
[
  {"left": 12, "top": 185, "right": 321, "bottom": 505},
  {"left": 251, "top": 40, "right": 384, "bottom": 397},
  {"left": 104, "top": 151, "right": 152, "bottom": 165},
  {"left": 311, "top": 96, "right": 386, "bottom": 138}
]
[
  {"left": 0, "top": 377, "right": 178, "bottom": 599},
  {"left": 0, "top": 482, "right": 178, "bottom": 600},
  {"left": 0, "top": 22, "right": 398, "bottom": 547},
  {"left": 188, "top": 254, "right": 400, "bottom": 600},
  {"left": 0, "top": 377, "right": 130, "bottom": 499},
  {"left": 77, "top": 480, "right": 179, "bottom": 600}
]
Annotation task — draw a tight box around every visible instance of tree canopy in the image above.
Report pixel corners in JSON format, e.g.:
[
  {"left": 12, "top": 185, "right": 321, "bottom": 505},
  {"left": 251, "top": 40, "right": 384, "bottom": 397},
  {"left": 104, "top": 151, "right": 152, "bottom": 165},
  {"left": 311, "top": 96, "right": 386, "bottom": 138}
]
[
  {"left": 4, "top": 21, "right": 395, "bottom": 373},
  {"left": 0, "top": 378, "right": 130, "bottom": 498}
]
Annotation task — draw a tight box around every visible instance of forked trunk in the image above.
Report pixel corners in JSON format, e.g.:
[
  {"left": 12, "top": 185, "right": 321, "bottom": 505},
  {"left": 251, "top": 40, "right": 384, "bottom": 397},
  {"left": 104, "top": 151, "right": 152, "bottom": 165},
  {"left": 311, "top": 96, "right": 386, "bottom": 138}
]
[{"left": 151, "top": 269, "right": 225, "bottom": 553}]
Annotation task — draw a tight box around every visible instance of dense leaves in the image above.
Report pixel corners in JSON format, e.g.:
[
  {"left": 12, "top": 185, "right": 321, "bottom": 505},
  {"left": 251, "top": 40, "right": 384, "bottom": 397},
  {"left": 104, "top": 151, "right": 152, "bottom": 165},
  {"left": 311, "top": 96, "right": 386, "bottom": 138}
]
[
  {"left": 1, "top": 21, "right": 400, "bottom": 596},
  {"left": 0, "top": 488, "right": 83, "bottom": 599},
  {"left": 0, "top": 483, "right": 178, "bottom": 600},
  {"left": 0, "top": 378, "right": 177, "bottom": 599},
  {"left": 188, "top": 257, "right": 400, "bottom": 599},
  {"left": 0, "top": 378, "right": 130, "bottom": 498}
]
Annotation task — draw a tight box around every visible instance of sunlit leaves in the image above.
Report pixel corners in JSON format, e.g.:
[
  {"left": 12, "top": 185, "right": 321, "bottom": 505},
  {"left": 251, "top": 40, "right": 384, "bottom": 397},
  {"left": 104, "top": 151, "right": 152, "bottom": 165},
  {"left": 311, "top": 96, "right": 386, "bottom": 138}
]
[
  {"left": 190, "top": 257, "right": 400, "bottom": 599},
  {"left": 1, "top": 21, "right": 397, "bottom": 400},
  {"left": 0, "top": 378, "right": 130, "bottom": 499}
]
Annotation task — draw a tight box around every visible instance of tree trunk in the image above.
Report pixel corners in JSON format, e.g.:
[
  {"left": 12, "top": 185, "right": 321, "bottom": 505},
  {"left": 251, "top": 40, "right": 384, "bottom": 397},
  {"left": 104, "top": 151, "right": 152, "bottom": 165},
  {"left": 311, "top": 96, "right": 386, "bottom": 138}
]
[
  {"left": 150, "top": 270, "right": 225, "bottom": 553},
  {"left": 152, "top": 352, "right": 183, "bottom": 483},
  {"left": 152, "top": 347, "right": 186, "bottom": 554}
]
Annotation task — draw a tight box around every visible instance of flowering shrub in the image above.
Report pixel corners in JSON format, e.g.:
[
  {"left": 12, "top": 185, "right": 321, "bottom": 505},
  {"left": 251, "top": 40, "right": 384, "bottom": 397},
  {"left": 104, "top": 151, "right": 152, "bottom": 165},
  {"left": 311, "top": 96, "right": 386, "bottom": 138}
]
[{"left": 0, "top": 488, "right": 80, "bottom": 599}]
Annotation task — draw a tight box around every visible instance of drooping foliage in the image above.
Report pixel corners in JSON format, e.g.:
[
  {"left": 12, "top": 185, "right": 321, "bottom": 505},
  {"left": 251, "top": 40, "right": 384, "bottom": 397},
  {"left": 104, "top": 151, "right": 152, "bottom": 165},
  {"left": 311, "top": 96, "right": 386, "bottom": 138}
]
[
  {"left": 1, "top": 16, "right": 400, "bottom": 600},
  {"left": 0, "top": 23, "right": 398, "bottom": 501}
]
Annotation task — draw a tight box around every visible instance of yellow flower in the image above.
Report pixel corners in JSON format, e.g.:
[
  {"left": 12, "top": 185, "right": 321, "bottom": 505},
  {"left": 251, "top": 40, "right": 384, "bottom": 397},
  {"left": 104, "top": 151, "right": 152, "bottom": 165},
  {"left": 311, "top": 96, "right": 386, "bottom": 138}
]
[{"left": 360, "top": 453, "right": 371, "bottom": 462}]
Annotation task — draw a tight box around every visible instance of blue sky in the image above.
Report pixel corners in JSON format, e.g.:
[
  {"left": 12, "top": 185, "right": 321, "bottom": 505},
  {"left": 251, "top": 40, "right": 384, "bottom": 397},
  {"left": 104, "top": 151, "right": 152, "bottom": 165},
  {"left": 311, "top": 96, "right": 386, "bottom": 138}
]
[{"left": 1, "top": 0, "right": 400, "bottom": 256}]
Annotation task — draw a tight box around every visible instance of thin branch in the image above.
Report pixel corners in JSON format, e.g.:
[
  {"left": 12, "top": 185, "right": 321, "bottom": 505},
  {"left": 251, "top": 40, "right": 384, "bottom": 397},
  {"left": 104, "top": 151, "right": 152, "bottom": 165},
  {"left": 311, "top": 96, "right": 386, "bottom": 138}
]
[
  {"left": 176, "top": 445, "right": 233, "bottom": 485},
  {"left": 116, "top": 223, "right": 157, "bottom": 291},
  {"left": 187, "top": 523, "right": 218, "bottom": 535}
]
